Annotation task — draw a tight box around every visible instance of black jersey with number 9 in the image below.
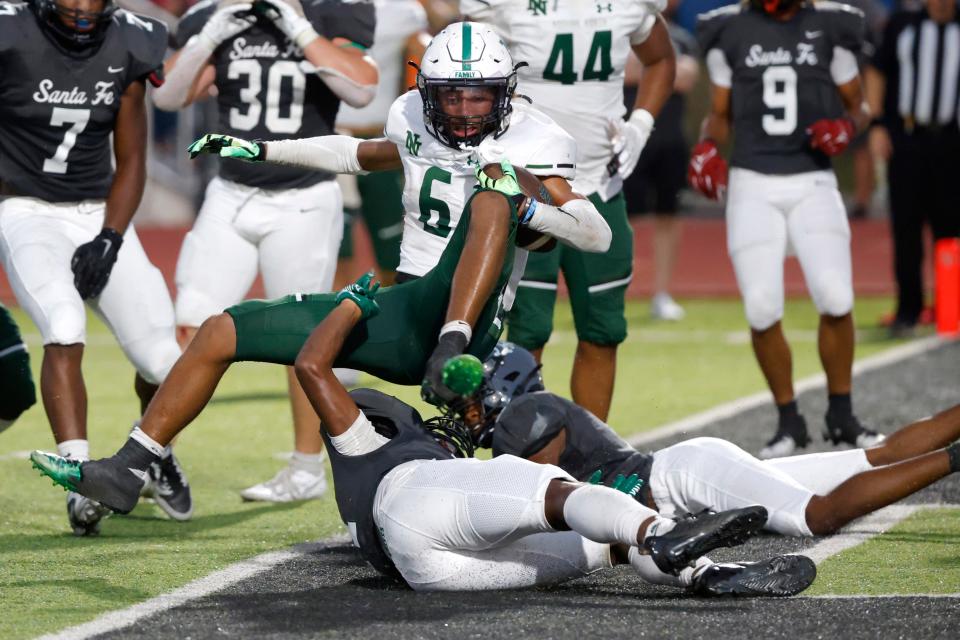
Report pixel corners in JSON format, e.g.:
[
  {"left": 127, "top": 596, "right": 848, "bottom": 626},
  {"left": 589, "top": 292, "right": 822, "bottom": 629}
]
[
  {"left": 176, "top": 0, "right": 375, "bottom": 190},
  {"left": 697, "top": 2, "right": 865, "bottom": 175},
  {"left": 0, "top": 2, "right": 167, "bottom": 202}
]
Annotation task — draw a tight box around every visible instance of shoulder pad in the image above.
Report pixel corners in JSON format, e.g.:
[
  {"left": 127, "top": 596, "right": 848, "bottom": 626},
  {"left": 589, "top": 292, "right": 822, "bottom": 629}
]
[
  {"left": 174, "top": 0, "right": 216, "bottom": 49},
  {"left": 814, "top": 1, "right": 865, "bottom": 51},
  {"left": 0, "top": 2, "right": 31, "bottom": 52},
  {"left": 512, "top": 105, "right": 578, "bottom": 180},
  {"left": 493, "top": 392, "right": 567, "bottom": 458},
  {"left": 385, "top": 90, "right": 420, "bottom": 146},
  {"left": 349, "top": 388, "right": 424, "bottom": 434},
  {"left": 695, "top": 4, "right": 742, "bottom": 54},
  {"left": 113, "top": 10, "right": 168, "bottom": 83}
]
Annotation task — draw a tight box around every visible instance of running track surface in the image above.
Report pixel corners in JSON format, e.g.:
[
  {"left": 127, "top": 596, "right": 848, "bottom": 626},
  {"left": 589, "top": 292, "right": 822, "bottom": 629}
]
[{"left": 1, "top": 218, "right": 926, "bottom": 306}]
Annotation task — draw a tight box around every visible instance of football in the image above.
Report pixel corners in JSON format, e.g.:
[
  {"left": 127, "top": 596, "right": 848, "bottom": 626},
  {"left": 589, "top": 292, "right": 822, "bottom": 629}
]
[{"left": 480, "top": 163, "right": 558, "bottom": 253}]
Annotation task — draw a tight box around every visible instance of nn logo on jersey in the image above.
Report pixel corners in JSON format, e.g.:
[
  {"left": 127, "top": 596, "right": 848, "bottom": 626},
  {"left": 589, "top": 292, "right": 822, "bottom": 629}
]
[
  {"left": 527, "top": 0, "right": 547, "bottom": 16},
  {"left": 405, "top": 131, "right": 422, "bottom": 156}
]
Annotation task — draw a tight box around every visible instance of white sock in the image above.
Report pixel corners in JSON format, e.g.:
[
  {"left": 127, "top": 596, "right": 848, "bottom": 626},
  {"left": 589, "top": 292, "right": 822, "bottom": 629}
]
[
  {"left": 329, "top": 411, "right": 389, "bottom": 456},
  {"left": 57, "top": 439, "right": 89, "bottom": 461},
  {"left": 290, "top": 450, "right": 325, "bottom": 473},
  {"left": 129, "top": 427, "right": 166, "bottom": 458},
  {"left": 629, "top": 548, "right": 712, "bottom": 587},
  {"left": 562, "top": 484, "right": 664, "bottom": 546}
]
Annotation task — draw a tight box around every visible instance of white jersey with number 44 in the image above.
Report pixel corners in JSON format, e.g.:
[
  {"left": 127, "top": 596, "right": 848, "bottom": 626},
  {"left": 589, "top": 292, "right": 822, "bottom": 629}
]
[
  {"left": 461, "top": 0, "right": 666, "bottom": 201},
  {"left": 385, "top": 90, "right": 576, "bottom": 279}
]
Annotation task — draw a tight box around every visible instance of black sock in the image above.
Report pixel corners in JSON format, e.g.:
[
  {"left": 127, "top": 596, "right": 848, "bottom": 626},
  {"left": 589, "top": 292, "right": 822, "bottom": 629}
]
[
  {"left": 947, "top": 442, "right": 960, "bottom": 474},
  {"left": 828, "top": 393, "right": 852, "bottom": 417},
  {"left": 114, "top": 437, "right": 160, "bottom": 472},
  {"left": 777, "top": 400, "right": 799, "bottom": 419}
]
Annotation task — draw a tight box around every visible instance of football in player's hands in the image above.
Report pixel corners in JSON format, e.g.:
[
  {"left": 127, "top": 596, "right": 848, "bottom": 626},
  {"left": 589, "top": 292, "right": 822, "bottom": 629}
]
[
  {"left": 807, "top": 118, "right": 855, "bottom": 156},
  {"left": 476, "top": 162, "right": 557, "bottom": 252},
  {"left": 687, "top": 139, "right": 728, "bottom": 201},
  {"left": 71, "top": 228, "right": 123, "bottom": 300},
  {"left": 421, "top": 332, "right": 469, "bottom": 407},
  {"left": 335, "top": 271, "right": 381, "bottom": 319},
  {"left": 187, "top": 134, "right": 264, "bottom": 161}
]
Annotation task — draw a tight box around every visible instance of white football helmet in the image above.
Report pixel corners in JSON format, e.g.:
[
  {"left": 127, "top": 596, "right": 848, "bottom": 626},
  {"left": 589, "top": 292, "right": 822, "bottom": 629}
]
[{"left": 417, "top": 21, "right": 520, "bottom": 149}]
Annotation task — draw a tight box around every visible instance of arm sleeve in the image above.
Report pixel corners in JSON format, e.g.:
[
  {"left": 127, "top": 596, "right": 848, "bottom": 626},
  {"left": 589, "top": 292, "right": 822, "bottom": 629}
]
[
  {"left": 119, "top": 12, "right": 170, "bottom": 89},
  {"left": 492, "top": 395, "right": 567, "bottom": 459}
]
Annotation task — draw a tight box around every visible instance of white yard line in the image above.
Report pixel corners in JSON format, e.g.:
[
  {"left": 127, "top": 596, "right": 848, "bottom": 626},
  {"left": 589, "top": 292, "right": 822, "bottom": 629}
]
[
  {"left": 36, "top": 536, "right": 349, "bottom": 640},
  {"left": 628, "top": 335, "right": 946, "bottom": 447},
  {"left": 30, "top": 336, "right": 954, "bottom": 638}
]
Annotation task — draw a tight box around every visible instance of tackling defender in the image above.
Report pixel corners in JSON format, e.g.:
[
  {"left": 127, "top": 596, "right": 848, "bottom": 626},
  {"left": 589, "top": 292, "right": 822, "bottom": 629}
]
[
  {"left": 463, "top": 342, "right": 960, "bottom": 538},
  {"left": 152, "top": 0, "right": 377, "bottom": 503},
  {"left": 28, "top": 24, "right": 613, "bottom": 524},
  {"left": 0, "top": 0, "right": 190, "bottom": 534},
  {"left": 688, "top": 0, "right": 882, "bottom": 458},
  {"left": 462, "top": 0, "right": 676, "bottom": 421}
]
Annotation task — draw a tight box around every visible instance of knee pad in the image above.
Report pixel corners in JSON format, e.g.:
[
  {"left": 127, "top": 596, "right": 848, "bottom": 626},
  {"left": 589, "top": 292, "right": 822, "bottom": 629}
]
[
  {"left": 45, "top": 299, "right": 86, "bottom": 345},
  {"left": 0, "top": 349, "right": 36, "bottom": 423},
  {"left": 811, "top": 274, "right": 853, "bottom": 317},
  {"left": 742, "top": 287, "right": 783, "bottom": 331}
]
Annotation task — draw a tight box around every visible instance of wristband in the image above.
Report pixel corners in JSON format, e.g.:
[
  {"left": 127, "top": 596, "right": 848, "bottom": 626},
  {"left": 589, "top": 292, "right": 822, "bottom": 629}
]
[{"left": 440, "top": 320, "right": 472, "bottom": 344}]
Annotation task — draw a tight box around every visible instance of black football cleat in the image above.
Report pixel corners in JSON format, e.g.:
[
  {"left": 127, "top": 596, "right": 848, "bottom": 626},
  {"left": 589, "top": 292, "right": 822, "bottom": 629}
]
[
  {"left": 693, "top": 554, "right": 817, "bottom": 597},
  {"left": 644, "top": 505, "right": 768, "bottom": 575},
  {"left": 31, "top": 451, "right": 145, "bottom": 514},
  {"left": 824, "top": 412, "right": 885, "bottom": 448},
  {"left": 148, "top": 454, "right": 193, "bottom": 521},
  {"left": 759, "top": 413, "right": 809, "bottom": 459}
]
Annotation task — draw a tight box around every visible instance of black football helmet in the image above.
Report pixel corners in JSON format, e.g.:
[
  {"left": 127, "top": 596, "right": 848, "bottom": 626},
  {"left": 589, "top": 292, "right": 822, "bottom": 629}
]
[
  {"left": 33, "top": 0, "right": 117, "bottom": 56},
  {"left": 468, "top": 342, "right": 544, "bottom": 448}
]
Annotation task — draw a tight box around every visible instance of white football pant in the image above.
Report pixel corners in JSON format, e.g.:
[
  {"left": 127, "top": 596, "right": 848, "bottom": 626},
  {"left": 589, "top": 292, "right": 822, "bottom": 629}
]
[
  {"left": 726, "top": 168, "right": 853, "bottom": 330},
  {"left": 175, "top": 177, "right": 344, "bottom": 326},
  {"left": 650, "top": 437, "right": 873, "bottom": 537},
  {"left": 0, "top": 197, "right": 179, "bottom": 384}
]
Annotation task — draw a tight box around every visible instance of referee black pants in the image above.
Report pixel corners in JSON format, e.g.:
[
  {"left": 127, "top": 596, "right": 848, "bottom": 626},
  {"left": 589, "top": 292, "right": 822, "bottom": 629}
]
[{"left": 888, "top": 127, "right": 960, "bottom": 324}]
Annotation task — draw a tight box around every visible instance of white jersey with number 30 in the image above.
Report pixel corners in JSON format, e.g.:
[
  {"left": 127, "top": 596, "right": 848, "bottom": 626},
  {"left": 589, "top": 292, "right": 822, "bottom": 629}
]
[
  {"left": 385, "top": 90, "right": 576, "bottom": 278},
  {"left": 461, "top": 0, "right": 665, "bottom": 200}
]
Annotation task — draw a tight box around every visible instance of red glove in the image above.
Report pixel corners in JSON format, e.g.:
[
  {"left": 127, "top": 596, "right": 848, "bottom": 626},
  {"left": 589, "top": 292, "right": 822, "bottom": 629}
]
[
  {"left": 687, "top": 139, "right": 728, "bottom": 201},
  {"left": 807, "top": 118, "right": 855, "bottom": 156}
]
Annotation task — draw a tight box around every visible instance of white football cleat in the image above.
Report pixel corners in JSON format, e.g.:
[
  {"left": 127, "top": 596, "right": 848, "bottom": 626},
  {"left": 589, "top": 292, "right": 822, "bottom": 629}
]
[
  {"left": 240, "top": 465, "right": 328, "bottom": 503},
  {"left": 651, "top": 293, "right": 685, "bottom": 321}
]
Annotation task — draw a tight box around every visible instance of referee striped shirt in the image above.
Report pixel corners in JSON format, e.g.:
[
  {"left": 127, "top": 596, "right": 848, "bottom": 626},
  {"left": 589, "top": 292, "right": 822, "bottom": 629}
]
[{"left": 872, "top": 7, "right": 960, "bottom": 132}]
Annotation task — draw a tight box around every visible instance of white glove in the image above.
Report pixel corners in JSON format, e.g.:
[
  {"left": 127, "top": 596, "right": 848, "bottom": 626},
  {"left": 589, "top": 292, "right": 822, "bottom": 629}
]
[
  {"left": 467, "top": 138, "right": 508, "bottom": 169},
  {"left": 198, "top": 3, "right": 257, "bottom": 49},
  {"left": 607, "top": 109, "right": 654, "bottom": 180},
  {"left": 258, "top": 0, "right": 318, "bottom": 49}
]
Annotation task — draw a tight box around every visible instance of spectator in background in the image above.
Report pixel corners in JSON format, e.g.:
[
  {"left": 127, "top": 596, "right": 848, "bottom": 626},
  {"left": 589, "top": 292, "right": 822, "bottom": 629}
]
[
  {"left": 622, "top": 1, "right": 699, "bottom": 321},
  {"left": 866, "top": 0, "right": 960, "bottom": 337}
]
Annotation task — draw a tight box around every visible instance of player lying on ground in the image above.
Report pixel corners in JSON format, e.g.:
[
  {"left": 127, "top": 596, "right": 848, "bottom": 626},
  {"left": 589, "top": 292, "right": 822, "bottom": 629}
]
[
  {"left": 460, "top": 343, "right": 960, "bottom": 536},
  {"left": 284, "top": 280, "right": 814, "bottom": 594}
]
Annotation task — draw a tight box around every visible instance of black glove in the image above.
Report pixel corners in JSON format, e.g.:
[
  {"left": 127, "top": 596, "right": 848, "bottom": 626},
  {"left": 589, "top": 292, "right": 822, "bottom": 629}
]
[
  {"left": 71, "top": 228, "right": 123, "bottom": 299},
  {"left": 420, "top": 331, "right": 469, "bottom": 407}
]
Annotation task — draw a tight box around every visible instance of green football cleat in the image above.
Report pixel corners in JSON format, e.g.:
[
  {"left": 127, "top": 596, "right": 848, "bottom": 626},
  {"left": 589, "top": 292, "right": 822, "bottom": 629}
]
[{"left": 31, "top": 450, "right": 82, "bottom": 492}]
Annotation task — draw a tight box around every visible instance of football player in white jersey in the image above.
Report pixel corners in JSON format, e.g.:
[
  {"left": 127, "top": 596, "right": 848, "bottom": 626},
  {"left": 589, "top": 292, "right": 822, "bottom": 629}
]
[
  {"left": 462, "top": 0, "right": 677, "bottom": 421},
  {"left": 151, "top": 0, "right": 378, "bottom": 503},
  {"left": 29, "top": 23, "right": 614, "bottom": 526}
]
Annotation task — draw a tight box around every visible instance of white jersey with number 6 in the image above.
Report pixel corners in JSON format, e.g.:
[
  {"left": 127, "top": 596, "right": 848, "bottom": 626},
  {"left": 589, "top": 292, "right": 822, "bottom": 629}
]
[
  {"left": 385, "top": 90, "right": 577, "bottom": 279},
  {"left": 461, "top": 0, "right": 666, "bottom": 201}
]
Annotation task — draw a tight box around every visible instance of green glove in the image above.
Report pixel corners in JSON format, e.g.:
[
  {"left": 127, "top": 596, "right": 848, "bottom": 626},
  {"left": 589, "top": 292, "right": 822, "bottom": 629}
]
[
  {"left": 609, "top": 473, "right": 643, "bottom": 497},
  {"left": 335, "top": 271, "right": 381, "bottom": 319},
  {"left": 187, "top": 133, "right": 264, "bottom": 161},
  {"left": 475, "top": 160, "right": 522, "bottom": 196},
  {"left": 587, "top": 469, "right": 603, "bottom": 485}
]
